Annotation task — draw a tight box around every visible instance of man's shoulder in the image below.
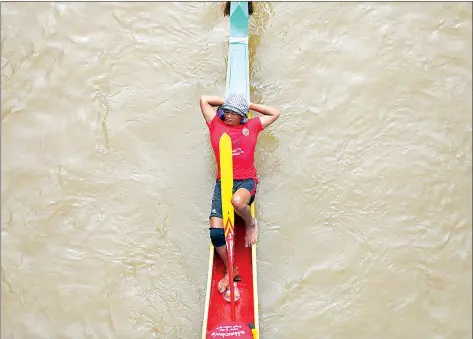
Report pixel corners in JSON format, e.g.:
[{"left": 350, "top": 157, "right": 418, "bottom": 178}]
[
  {"left": 246, "top": 117, "right": 263, "bottom": 131},
  {"left": 208, "top": 115, "right": 224, "bottom": 129}
]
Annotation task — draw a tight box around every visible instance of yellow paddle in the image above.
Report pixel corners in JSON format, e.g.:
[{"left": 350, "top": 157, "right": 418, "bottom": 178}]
[{"left": 219, "top": 132, "right": 237, "bottom": 321}]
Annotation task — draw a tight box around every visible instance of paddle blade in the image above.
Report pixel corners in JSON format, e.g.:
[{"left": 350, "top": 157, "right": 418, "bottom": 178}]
[{"left": 219, "top": 133, "right": 234, "bottom": 239}]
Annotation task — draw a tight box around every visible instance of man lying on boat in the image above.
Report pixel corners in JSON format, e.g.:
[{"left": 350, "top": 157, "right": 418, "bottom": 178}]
[{"left": 199, "top": 93, "right": 280, "bottom": 293}]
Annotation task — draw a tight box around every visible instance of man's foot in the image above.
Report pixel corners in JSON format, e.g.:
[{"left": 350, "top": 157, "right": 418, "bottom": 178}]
[
  {"left": 218, "top": 266, "right": 239, "bottom": 293},
  {"left": 245, "top": 218, "right": 258, "bottom": 247}
]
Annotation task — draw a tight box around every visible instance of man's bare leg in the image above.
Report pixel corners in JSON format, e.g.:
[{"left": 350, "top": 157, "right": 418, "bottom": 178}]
[
  {"left": 210, "top": 217, "right": 238, "bottom": 293},
  {"left": 231, "top": 188, "right": 258, "bottom": 247}
]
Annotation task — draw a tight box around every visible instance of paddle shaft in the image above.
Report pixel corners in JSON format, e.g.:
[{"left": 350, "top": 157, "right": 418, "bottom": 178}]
[{"left": 225, "top": 218, "right": 236, "bottom": 321}]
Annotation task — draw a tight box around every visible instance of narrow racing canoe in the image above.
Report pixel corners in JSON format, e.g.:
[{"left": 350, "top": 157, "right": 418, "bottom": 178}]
[{"left": 201, "top": 2, "right": 259, "bottom": 338}]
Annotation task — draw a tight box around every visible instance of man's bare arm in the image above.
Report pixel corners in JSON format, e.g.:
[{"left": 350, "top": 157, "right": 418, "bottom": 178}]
[
  {"left": 250, "top": 102, "right": 280, "bottom": 129},
  {"left": 200, "top": 95, "right": 224, "bottom": 123}
]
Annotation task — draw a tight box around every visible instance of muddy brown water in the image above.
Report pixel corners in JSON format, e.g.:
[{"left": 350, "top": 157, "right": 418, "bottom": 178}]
[{"left": 1, "top": 2, "right": 471, "bottom": 338}]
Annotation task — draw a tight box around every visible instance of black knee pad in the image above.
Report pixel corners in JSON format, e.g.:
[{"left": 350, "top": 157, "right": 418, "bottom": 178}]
[{"left": 209, "top": 228, "right": 226, "bottom": 248}]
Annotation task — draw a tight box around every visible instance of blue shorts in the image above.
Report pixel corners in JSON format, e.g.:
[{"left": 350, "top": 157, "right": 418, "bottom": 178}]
[{"left": 209, "top": 179, "right": 256, "bottom": 219}]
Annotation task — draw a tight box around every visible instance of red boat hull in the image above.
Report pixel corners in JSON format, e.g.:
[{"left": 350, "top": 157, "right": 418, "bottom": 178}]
[{"left": 202, "top": 215, "right": 258, "bottom": 338}]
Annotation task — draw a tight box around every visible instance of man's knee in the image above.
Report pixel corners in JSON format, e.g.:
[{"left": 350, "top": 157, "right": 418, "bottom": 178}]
[
  {"left": 231, "top": 194, "right": 247, "bottom": 210},
  {"left": 209, "top": 228, "right": 226, "bottom": 248}
]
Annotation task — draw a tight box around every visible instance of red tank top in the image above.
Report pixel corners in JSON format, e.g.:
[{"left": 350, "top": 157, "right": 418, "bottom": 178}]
[{"left": 207, "top": 115, "right": 263, "bottom": 183}]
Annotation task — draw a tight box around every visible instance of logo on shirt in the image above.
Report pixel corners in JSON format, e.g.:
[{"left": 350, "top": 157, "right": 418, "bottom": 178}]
[
  {"left": 232, "top": 148, "right": 244, "bottom": 156},
  {"left": 242, "top": 127, "right": 249, "bottom": 136}
]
